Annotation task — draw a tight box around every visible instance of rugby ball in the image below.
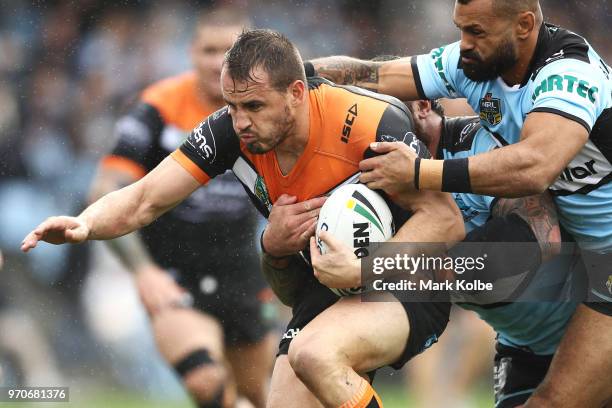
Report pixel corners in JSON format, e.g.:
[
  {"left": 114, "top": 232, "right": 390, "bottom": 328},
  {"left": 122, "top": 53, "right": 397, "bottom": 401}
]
[{"left": 315, "top": 184, "right": 394, "bottom": 296}]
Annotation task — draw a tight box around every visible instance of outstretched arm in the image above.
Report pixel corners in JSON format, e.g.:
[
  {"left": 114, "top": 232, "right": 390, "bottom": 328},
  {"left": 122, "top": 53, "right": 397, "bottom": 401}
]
[
  {"left": 310, "top": 56, "right": 420, "bottom": 101},
  {"left": 21, "top": 156, "right": 200, "bottom": 252}
]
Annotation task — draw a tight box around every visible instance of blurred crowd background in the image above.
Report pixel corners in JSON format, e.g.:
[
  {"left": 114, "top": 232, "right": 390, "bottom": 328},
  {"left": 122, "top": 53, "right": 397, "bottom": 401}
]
[{"left": 0, "top": 0, "right": 610, "bottom": 406}]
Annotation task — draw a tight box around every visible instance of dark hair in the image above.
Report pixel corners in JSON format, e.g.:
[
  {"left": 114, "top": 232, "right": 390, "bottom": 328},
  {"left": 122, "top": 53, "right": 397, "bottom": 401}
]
[
  {"left": 430, "top": 100, "right": 445, "bottom": 118},
  {"left": 223, "top": 29, "right": 306, "bottom": 91},
  {"left": 456, "top": 0, "right": 538, "bottom": 16}
]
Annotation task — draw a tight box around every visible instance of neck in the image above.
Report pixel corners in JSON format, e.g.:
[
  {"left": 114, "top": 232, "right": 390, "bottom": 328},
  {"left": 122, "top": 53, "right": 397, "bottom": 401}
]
[
  {"left": 425, "top": 114, "right": 444, "bottom": 159},
  {"left": 501, "top": 21, "right": 543, "bottom": 86},
  {"left": 196, "top": 80, "right": 223, "bottom": 108},
  {"left": 275, "top": 100, "right": 310, "bottom": 175}
]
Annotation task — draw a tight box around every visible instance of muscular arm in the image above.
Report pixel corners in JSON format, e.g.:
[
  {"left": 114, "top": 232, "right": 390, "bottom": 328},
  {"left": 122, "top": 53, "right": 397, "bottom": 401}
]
[
  {"left": 391, "top": 190, "right": 464, "bottom": 245},
  {"left": 89, "top": 167, "right": 156, "bottom": 272},
  {"left": 22, "top": 156, "right": 201, "bottom": 252},
  {"left": 310, "top": 56, "right": 420, "bottom": 101},
  {"left": 492, "top": 192, "right": 561, "bottom": 261},
  {"left": 466, "top": 112, "right": 589, "bottom": 196},
  {"left": 83, "top": 156, "right": 200, "bottom": 240}
]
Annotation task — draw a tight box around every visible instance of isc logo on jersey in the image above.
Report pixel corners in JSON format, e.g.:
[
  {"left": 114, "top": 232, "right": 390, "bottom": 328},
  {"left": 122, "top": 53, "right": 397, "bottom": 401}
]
[{"left": 315, "top": 184, "right": 394, "bottom": 296}]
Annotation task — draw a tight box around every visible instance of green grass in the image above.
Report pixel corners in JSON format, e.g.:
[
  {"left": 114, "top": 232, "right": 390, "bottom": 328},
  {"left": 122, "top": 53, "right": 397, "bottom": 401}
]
[{"left": 378, "top": 384, "right": 494, "bottom": 408}]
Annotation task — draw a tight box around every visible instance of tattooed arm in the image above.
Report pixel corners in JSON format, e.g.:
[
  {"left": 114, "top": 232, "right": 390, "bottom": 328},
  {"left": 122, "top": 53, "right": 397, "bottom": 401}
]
[
  {"left": 310, "top": 56, "right": 420, "bottom": 100},
  {"left": 491, "top": 192, "right": 562, "bottom": 261}
]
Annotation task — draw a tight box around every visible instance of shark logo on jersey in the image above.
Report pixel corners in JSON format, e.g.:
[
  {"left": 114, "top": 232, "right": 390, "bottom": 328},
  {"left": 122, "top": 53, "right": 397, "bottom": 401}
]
[
  {"left": 458, "top": 122, "right": 478, "bottom": 145},
  {"left": 479, "top": 93, "right": 503, "bottom": 126},
  {"left": 545, "top": 49, "right": 565, "bottom": 65}
]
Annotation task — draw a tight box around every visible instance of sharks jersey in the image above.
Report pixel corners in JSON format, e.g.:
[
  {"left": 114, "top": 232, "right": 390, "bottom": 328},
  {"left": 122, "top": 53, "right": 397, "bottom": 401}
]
[
  {"left": 441, "top": 117, "right": 577, "bottom": 355},
  {"left": 413, "top": 23, "right": 612, "bottom": 253}
]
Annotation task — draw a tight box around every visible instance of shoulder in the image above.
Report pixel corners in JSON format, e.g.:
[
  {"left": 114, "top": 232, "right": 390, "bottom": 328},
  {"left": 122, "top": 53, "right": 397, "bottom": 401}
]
[
  {"left": 530, "top": 24, "right": 591, "bottom": 80},
  {"left": 440, "top": 116, "right": 481, "bottom": 153},
  {"left": 141, "top": 72, "right": 196, "bottom": 113}
]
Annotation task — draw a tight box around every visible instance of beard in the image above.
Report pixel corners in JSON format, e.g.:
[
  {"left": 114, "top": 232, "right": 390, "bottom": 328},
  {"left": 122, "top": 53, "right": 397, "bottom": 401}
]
[
  {"left": 461, "top": 38, "right": 519, "bottom": 82},
  {"left": 245, "top": 106, "right": 294, "bottom": 154}
]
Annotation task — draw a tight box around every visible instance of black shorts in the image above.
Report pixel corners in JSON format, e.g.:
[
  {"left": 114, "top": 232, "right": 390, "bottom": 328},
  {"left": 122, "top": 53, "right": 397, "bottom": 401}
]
[
  {"left": 578, "top": 250, "right": 612, "bottom": 316},
  {"left": 164, "top": 238, "right": 274, "bottom": 346},
  {"left": 494, "top": 342, "right": 553, "bottom": 408},
  {"left": 277, "top": 274, "right": 450, "bottom": 371}
]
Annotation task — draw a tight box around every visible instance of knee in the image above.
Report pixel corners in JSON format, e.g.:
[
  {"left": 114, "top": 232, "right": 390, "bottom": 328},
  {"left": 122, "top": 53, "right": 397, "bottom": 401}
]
[
  {"left": 288, "top": 334, "right": 339, "bottom": 386},
  {"left": 175, "top": 349, "right": 228, "bottom": 407}
]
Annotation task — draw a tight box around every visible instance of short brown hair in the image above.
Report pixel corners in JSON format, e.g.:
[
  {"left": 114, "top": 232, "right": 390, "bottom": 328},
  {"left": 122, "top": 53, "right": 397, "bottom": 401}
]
[
  {"left": 223, "top": 29, "right": 306, "bottom": 92},
  {"left": 456, "top": 0, "right": 539, "bottom": 16}
]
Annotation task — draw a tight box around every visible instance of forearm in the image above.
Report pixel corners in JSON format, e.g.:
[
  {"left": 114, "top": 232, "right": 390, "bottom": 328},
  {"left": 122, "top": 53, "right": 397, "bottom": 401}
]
[
  {"left": 79, "top": 182, "right": 159, "bottom": 240},
  {"left": 310, "top": 56, "right": 418, "bottom": 100},
  {"left": 310, "top": 56, "right": 381, "bottom": 90},
  {"left": 420, "top": 143, "right": 551, "bottom": 197},
  {"left": 468, "top": 144, "right": 552, "bottom": 196},
  {"left": 391, "top": 191, "right": 465, "bottom": 245}
]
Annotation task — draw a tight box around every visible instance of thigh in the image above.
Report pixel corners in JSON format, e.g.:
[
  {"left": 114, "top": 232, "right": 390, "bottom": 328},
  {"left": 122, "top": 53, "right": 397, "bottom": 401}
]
[
  {"left": 267, "top": 355, "right": 323, "bottom": 408},
  {"left": 152, "top": 307, "right": 224, "bottom": 364},
  {"left": 528, "top": 304, "right": 612, "bottom": 407},
  {"left": 293, "top": 293, "right": 410, "bottom": 374}
]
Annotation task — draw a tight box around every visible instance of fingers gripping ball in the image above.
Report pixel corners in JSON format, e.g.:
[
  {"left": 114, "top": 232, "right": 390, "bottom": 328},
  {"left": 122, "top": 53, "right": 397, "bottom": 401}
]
[{"left": 315, "top": 184, "right": 394, "bottom": 296}]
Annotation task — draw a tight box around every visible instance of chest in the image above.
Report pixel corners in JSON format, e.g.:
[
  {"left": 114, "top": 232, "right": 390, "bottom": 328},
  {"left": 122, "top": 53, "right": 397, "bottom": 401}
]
[{"left": 464, "top": 80, "right": 534, "bottom": 144}]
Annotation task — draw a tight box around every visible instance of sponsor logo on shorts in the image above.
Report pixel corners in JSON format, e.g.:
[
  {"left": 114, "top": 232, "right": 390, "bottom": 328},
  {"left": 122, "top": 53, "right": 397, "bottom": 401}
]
[
  {"left": 606, "top": 275, "right": 612, "bottom": 295},
  {"left": 421, "top": 334, "right": 438, "bottom": 352},
  {"left": 494, "top": 357, "right": 510, "bottom": 401},
  {"left": 479, "top": 93, "right": 502, "bottom": 126},
  {"left": 282, "top": 328, "right": 300, "bottom": 340}
]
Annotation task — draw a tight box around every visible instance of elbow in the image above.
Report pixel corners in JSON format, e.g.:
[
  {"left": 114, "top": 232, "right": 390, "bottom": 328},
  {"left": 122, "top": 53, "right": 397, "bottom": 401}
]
[
  {"left": 520, "top": 178, "right": 550, "bottom": 196},
  {"left": 428, "top": 195, "right": 466, "bottom": 242},
  {"left": 135, "top": 201, "right": 159, "bottom": 229},
  {"left": 519, "top": 170, "right": 557, "bottom": 196},
  {"left": 444, "top": 206, "right": 466, "bottom": 243},
  {"left": 513, "top": 151, "right": 558, "bottom": 196}
]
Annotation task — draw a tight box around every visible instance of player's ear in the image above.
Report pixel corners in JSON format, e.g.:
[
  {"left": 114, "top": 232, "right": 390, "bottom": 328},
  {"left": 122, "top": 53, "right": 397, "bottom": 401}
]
[
  {"left": 415, "top": 100, "right": 432, "bottom": 119},
  {"left": 289, "top": 80, "right": 306, "bottom": 105},
  {"left": 516, "top": 11, "right": 536, "bottom": 40}
]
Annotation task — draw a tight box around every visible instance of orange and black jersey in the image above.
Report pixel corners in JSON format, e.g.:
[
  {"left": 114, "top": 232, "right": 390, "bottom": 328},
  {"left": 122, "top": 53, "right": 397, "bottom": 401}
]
[
  {"left": 100, "top": 72, "right": 260, "bottom": 269},
  {"left": 172, "top": 77, "right": 430, "bottom": 219}
]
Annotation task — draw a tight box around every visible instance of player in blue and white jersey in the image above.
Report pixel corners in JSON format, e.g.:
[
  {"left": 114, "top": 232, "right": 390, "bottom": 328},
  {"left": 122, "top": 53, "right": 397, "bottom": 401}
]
[
  {"left": 408, "top": 99, "right": 579, "bottom": 407},
  {"left": 310, "top": 0, "right": 612, "bottom": 405}
]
